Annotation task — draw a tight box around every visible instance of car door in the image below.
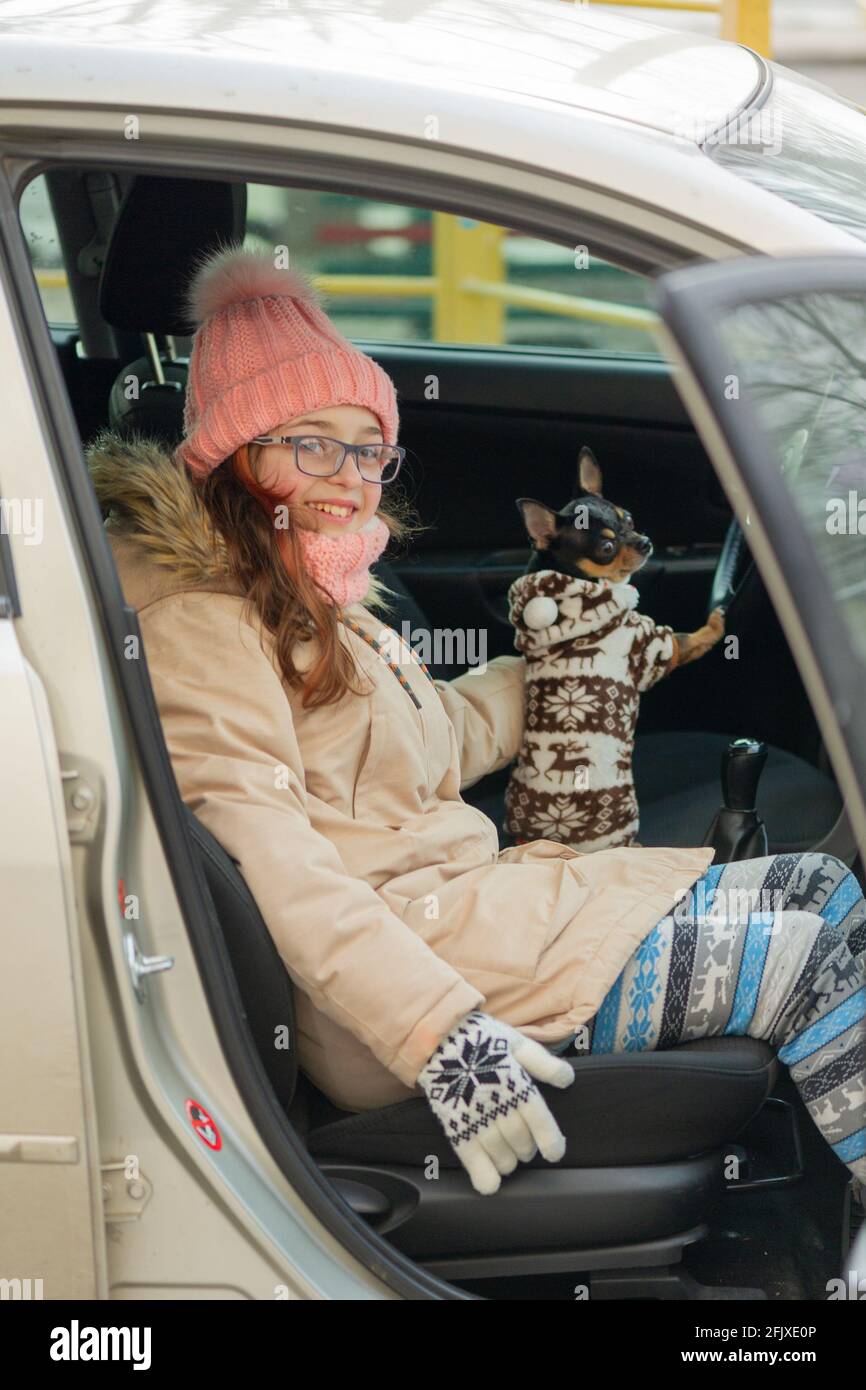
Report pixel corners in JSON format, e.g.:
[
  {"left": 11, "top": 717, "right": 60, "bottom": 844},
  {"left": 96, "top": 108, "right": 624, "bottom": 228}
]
[
  {"left": 651, "top": 254, "right": 866, "bottom": 863},
  {"left": 0, "top": 556, "right": 103, "bottom": 1299}
]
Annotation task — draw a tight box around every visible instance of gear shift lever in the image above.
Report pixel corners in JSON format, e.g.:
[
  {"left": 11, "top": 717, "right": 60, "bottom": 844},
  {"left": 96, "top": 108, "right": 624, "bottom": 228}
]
[{"left": 702, "top": 737, "right": 769, "bottom": 863}]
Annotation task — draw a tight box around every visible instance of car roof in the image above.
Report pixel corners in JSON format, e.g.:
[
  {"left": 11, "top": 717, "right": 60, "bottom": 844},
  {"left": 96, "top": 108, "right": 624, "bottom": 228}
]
[{"left": 0, "top": 0, "right": 762, "bottom": 140}]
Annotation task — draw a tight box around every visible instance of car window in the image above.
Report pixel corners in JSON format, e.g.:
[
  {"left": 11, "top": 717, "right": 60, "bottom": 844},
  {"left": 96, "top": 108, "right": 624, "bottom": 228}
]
[
  {"left": 715, "top": 290, "right": 866, "bottom": 668},
  {"left": 19, "top": 173, "right": 77, "bottom": 327},
  {"left": 245, "top": 184, "right": 660, "bottom": 356},
  {"left": 705, "top": 65, "right": 866, "bottom": 245}
]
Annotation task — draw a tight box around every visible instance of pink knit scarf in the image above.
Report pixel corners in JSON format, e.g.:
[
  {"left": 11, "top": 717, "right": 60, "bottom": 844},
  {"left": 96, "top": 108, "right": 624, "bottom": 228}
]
[{"left": 295, "top": 514, "right": 390, "bottom": 608}]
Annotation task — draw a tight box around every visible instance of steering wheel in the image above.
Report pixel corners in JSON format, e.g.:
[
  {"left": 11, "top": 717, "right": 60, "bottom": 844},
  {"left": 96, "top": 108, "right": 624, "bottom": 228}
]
[
  {"left": 708, "top": 518, "right": 753, "bottom": 621},
  {"left": 707, "top": 427, "right": 810, "bottom": 624}
]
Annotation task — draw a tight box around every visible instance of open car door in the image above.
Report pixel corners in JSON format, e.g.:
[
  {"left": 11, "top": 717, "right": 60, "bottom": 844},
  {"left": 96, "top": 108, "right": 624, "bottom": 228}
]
[{"left": 651, "top": 255, "right": 866, "bottom": 866}]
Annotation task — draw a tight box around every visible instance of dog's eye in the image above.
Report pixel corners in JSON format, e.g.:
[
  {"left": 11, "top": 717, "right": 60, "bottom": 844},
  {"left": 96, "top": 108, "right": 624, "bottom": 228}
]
[{"left": 598, "top": 538, "right": 617, "bottom": 557}]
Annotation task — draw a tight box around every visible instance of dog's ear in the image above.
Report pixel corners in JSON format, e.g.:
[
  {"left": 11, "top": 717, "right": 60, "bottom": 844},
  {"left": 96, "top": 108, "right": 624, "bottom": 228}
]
[
  {"left": 576, "top": 446, "right": 603, "bottom": 497},
  {"left": 516, "top": 498, "right": 559, "bottom": 550}
]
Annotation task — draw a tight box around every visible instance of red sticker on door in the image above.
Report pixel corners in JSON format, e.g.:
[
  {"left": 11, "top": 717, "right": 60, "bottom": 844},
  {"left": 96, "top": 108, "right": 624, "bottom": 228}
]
[{"left": 185, "top": 1098, "right": 222, "bottom": 1151}]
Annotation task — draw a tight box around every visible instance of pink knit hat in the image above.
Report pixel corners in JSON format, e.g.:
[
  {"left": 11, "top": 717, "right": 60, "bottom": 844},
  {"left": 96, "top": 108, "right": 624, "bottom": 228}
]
[{"left": 175, "top": 244, "right": 400, "bottom": 477}]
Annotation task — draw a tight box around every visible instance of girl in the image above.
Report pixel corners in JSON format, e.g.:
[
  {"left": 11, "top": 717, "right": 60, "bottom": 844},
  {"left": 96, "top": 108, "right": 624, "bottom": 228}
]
[{"left": 88, "top": 246, "right": 866, "bottom": 1206}]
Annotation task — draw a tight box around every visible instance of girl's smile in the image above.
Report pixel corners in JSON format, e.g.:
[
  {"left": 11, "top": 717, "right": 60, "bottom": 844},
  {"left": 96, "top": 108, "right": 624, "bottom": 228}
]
[
  {"left": 250, "top": 404, "right": 385, "bottom": 536},
  {"left": 306, "top": 497, "right": 360, "bottom": 524}
]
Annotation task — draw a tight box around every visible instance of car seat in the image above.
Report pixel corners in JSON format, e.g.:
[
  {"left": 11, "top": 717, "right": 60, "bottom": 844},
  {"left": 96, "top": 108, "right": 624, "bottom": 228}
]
[{"left": 186, "top": 804, "right": 788, "bottom": 1295}]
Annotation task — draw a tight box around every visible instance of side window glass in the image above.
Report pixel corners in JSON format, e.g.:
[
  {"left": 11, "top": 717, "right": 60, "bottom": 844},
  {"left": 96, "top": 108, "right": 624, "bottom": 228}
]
[
  {"left": 716, "top": 292, "right": 866, "bottom": 668},
  {"left": 20, "top": 174, "right": 77, "bottom": 327},
  {"left": 245, "top": 186, "right": 659, "bottom": 356}
]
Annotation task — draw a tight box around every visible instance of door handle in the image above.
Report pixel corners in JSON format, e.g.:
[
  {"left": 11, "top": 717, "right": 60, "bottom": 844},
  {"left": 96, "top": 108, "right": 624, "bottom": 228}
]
[{"left": 124, "top": 932, "right": 174, "bottom": 1003}]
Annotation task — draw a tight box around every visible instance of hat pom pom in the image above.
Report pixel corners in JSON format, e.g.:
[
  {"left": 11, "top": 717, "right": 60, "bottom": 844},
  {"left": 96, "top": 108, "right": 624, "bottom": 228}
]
[{"left": 183, "top": 244, "right": 323, "bottom": 327}]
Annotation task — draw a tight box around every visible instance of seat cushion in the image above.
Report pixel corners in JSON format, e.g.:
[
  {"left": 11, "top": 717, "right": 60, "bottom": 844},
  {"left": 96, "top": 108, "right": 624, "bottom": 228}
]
[
  {"left": 633, "top": 731, "right": 842, "bottom": 852},
  {"left": 307, "top": 1037, "right": 777, "bottom": 1169}
]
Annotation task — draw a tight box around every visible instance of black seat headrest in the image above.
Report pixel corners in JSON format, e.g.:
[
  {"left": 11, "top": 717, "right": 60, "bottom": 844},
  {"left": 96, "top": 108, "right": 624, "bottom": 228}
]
[
  {"left": 99, "top": 176, "right": 246, "bottom": 335},
  {"left": 107, "top": 355, "right": 188, "bottom": 449}
]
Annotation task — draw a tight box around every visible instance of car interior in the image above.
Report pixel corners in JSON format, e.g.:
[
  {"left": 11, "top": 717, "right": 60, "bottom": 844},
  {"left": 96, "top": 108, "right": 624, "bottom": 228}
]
[{"left": 21, "top": 164, "right": 865, "bottom": 1300}]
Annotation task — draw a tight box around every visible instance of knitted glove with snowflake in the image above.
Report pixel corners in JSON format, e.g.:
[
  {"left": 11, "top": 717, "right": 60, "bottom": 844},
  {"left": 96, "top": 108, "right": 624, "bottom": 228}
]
[{"left": 417, "top": 1010, "right": 575, "bottom": 1195}]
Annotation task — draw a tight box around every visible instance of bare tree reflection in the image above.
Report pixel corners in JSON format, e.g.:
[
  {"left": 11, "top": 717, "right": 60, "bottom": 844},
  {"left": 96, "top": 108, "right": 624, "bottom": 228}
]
[{"left": 719, "top": 292, "right": 866, "bottom": 661}]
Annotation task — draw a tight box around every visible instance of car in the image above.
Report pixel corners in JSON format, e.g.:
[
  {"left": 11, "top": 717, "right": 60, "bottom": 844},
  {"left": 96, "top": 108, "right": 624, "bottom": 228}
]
[{"left": 1, "top": 0, "right": 865, "bottom": 1304}]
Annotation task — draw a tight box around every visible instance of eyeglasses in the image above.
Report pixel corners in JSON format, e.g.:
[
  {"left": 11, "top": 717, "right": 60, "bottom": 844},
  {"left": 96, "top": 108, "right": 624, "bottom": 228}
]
[{"left": 250, "top": 434, "right": 404, "bottom": 484}]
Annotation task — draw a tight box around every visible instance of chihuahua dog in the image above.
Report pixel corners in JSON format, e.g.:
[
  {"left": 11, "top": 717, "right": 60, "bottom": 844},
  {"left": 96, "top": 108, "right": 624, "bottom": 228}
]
[{"left": 504, "top": 446, "right": 725, "bottom": 852}]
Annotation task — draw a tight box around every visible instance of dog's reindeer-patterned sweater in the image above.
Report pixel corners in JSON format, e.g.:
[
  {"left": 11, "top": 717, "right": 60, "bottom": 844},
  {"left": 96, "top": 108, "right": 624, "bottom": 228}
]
[{"left": 504, "top": 569, "right": 678, "bottom": 853}]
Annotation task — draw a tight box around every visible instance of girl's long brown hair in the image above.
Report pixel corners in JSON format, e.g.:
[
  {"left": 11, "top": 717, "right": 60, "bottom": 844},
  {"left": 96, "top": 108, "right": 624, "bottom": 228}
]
[{"left": 198, "top": 442, "right": 419, "bottom": 709}]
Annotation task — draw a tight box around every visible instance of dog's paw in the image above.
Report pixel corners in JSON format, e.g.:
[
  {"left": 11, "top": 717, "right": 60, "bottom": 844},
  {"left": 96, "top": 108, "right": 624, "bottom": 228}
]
[{"left": 707, "top": 607, "right": 726, "bottom": 637}]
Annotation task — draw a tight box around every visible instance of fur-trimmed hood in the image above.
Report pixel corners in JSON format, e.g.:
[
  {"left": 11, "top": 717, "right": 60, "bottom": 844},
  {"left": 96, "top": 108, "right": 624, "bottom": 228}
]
[
  {"left": 85, "top": 429, "right": 391, "bottom": 613},
  {"left": 87, "top": 430, "right": 230, "bottom": 592}
]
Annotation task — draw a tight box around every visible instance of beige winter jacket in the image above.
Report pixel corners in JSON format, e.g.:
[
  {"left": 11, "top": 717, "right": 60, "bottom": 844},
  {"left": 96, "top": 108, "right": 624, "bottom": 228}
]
[{"left": 88, "top": 434, "right": 714, "bottom": 1112}]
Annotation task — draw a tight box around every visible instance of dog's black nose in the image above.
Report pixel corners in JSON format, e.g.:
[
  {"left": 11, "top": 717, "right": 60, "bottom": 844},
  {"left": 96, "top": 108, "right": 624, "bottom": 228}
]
[{"left": 635, "top": 536, "right": 652, "bottom": 554}]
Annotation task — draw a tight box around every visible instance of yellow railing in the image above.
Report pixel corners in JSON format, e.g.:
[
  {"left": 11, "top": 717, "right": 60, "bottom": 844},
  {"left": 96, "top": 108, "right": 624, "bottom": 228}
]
[
  {"left": 314, "top": 259, "right": 658, "bottom": 342},
  {"left": 460, "top": 277, "right": 659, "bottom": 329},
  {"left": 34, "top": 270, "right": 68, "bottom": 289},
  {"left": 37, "top": 0, "right": 772, "bottom": 346},
  {"left": 318, "top": 214, "right": 659, "bottom": 344}
]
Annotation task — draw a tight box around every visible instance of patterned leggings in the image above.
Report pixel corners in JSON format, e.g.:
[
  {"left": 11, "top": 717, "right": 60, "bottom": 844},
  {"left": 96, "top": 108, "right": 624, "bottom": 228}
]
[{"left": 572, "top": 852, "right": 866, "bottom": 1183}]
